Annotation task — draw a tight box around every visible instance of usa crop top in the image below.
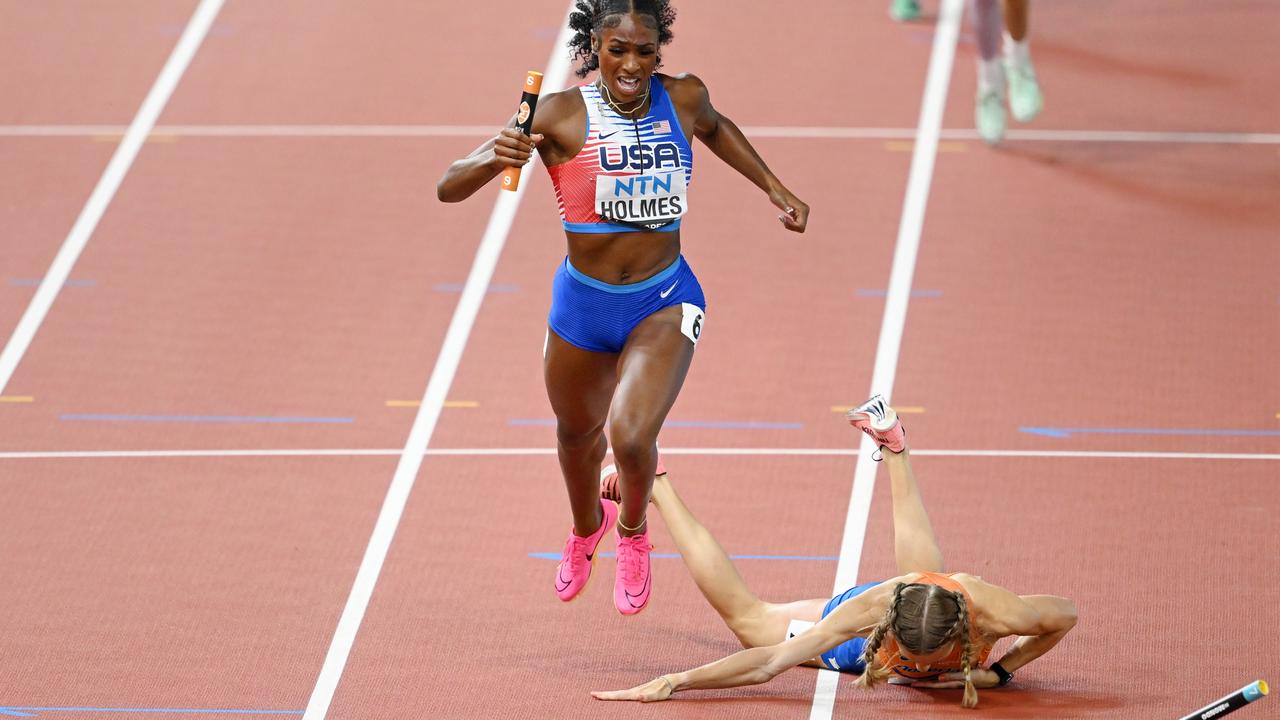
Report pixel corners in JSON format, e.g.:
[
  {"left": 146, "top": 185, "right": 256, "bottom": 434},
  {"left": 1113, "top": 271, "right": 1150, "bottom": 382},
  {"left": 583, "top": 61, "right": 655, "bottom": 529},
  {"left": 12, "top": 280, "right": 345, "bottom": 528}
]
[{"left": 546, "top": 77, "right": 694, "bottom": 233}]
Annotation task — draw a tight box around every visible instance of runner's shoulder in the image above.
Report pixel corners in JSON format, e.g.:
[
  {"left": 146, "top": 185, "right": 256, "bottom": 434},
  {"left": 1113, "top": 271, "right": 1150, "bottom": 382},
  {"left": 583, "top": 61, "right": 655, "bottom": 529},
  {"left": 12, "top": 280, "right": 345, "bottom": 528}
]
[
  {"left": 661, "top": 72, "right": 710, "bottom": 104},
  {"left": 536, "top": 86, "right": 586, "bottom": 122},
  {"left": 531, "top": 86, "right": 587, "bottom": 150}
]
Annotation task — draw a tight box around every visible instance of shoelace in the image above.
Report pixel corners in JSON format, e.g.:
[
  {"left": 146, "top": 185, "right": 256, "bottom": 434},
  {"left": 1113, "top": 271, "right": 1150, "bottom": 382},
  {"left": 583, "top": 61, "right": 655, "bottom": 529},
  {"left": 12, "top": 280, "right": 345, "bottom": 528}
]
[
  {"left": 561, "top": 534, "right": 590, "bottom": 571},
  {"left": 616, "top": 535, "right": 652, "bottom": 583}
]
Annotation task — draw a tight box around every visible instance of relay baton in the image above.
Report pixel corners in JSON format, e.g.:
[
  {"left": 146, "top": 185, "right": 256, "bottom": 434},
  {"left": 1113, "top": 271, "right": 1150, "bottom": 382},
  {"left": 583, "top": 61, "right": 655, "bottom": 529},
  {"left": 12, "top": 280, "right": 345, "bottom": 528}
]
[
  {"left": 501, "top": 70, "right": 544, "bottom": 192},
  {"left": 1178, "top": 680, "right": 1268, "bottom": 720}
]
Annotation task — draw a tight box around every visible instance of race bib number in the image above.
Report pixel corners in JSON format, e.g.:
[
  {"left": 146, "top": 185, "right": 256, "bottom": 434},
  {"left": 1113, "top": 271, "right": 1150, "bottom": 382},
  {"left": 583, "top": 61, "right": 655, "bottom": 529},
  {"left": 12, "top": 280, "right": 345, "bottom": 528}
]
[
  {"left": 595, "top": 171, "right": 688, "bottom": 228},
  {"left": 680, "top": 303, "right": 704, "bottom": 345}
]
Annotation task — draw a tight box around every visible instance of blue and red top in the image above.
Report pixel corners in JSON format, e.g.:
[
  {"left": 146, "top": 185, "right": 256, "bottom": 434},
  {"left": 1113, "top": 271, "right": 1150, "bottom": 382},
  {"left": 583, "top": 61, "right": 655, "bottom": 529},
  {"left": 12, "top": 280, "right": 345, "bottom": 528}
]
[{"left": 546, "top": 77, "right": 694, "bottom": 234}]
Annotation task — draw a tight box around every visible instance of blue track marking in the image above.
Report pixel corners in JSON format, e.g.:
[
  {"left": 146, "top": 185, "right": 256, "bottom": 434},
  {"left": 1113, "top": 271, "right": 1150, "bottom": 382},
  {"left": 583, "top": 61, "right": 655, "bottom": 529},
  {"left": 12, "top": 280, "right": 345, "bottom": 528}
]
[
  {"left": 60, "top": 415, "right": 353, "bottom": 424},
  {"left": 432, "top": 282, "right": 519, "bottom": 293},
  {"left": 509, "top": 419, "right": 802, "bottom": 430},
  {"left": 7, "top": 279, "right": 97, "bottom": 288},
  {"left": 0, "top": 709, "right": 300, "bottom": 717},
  {"left": 856, "top": 288, "right": 941, "bottom": 298},
  {"left": 530, "top": 552, "right": 837, "bottom": 561},
  {"left": 1021, "top": 426, "right": 1280, "bottom": 439}
]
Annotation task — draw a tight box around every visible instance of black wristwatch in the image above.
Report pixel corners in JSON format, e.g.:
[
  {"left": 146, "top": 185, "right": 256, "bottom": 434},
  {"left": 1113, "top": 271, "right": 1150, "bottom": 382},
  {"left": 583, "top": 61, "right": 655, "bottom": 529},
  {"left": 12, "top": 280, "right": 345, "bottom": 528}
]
[{"left": 989, "top": 661, "right": 1014, "bottom": 687}]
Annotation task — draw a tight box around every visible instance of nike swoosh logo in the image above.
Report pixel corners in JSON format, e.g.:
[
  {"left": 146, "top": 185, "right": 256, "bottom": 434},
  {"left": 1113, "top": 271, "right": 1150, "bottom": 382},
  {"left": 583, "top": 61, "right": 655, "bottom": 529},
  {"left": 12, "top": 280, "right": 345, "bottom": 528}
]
[
  {"left": 598, "top": 129, "right": 620, "bottom": 140},
  {"left": 624, "top": 571, "right": 651, "bottom": 606},
  {"left": 659, "top": 280, "right": 679, "bottom": 298}
]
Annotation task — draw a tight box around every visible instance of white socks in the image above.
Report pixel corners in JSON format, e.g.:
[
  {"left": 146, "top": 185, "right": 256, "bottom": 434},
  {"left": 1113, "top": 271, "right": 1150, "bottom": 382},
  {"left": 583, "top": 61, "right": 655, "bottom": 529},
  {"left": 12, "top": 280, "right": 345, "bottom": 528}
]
[
  {"left": 1004, "top": 32, "right": 1032, "bottom": 69},
  {"left": 978, "top": 57, "right": 1005, "bottom": 95}
]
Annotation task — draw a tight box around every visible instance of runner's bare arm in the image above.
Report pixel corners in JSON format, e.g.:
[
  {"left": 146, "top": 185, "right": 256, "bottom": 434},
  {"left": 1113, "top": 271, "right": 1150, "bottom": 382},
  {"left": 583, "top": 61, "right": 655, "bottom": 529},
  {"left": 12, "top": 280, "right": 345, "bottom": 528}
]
[
  {"left": 435, "top": 89, "right": 580, "bottom": 203},
  {"left": 964, "top": 577, "right": 1078, "bottom": 673},
  {"left": 666, "top": 73, "right": 809, "bottom": 233},
  {"left": 591, "top": 580, "right": 894, "bottom": 702},
  {"left": 991, "top": 594, "right": 1078, "bottom": 672},
  {"left": 436, "top": 113, "right": 539, "bottom": 202}
]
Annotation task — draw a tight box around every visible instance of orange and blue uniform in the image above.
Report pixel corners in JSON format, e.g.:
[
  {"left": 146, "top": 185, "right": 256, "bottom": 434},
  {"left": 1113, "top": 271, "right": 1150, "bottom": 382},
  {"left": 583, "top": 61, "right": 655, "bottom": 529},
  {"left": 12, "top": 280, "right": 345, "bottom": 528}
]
[{"left": 819, "top": 572, "right": 993, "bottom": 679}]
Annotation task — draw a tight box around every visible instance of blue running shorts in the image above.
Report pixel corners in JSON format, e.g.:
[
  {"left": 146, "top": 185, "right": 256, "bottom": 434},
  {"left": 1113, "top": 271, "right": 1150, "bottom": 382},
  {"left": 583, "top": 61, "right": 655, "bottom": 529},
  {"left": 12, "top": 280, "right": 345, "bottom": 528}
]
[
  {"left": 548, "top": 255, "right": 707, "bottom": 353},
  {"left": 817, "top": 581, "right": 882, "bottom": 674}
]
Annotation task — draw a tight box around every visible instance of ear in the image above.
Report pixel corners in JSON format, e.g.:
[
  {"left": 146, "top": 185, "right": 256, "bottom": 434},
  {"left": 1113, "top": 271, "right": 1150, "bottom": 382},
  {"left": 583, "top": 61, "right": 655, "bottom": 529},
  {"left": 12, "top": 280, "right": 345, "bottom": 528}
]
[{"left": 590, "top": 31, "right": 600, "bottom": 53}]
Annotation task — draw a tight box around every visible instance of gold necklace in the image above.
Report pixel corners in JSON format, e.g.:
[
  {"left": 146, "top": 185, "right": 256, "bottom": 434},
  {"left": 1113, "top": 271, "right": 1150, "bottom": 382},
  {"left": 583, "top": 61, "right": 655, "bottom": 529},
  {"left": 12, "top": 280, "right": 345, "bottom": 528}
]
[{"left": 596, "top": 77, "right": 650, "bottom": 118}]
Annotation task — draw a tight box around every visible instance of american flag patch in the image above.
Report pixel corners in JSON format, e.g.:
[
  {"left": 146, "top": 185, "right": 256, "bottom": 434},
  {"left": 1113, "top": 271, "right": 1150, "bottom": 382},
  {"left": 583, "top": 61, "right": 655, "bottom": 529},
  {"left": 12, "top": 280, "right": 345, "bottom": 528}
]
[{"left": 651, "top": 120, "right": 670, "bottom": 135}]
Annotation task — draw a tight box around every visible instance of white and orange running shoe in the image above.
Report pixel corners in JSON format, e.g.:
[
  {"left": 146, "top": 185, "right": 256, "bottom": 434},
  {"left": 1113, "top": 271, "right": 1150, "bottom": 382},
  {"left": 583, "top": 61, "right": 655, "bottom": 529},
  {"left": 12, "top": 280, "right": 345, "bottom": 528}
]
[
  {"left": 846, "top": 394, "right": 907, "bottom": 455},
  {"left": 599, "top": 457, "right": 667, "bottom": 502}
]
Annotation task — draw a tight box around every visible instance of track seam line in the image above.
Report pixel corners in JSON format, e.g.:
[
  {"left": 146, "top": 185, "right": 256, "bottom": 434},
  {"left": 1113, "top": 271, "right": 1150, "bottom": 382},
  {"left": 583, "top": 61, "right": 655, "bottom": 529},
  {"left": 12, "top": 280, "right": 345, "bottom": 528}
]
[
  {"left": 298, "top": 9, "right": 576, "bottom": 719},
  {"left": 0, "top": 0, "right": 226, "bottom": 395},
  {"left": 809, "top": 0, "right": 963, "bottom": 716}
]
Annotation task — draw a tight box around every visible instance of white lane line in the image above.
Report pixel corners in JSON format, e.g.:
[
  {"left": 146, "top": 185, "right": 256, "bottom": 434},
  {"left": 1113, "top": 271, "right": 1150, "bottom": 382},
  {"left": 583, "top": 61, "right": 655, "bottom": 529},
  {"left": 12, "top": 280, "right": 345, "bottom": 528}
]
[
  {"left": 298, "top": 12, "right": 576, "bottom": 720},
  {"left": 957, "top": 128, "right": 1280, "bottom": 144},
  {"left": 2, "top": 447, "right": 1278, "bottom": 461},
  {"left": 749, "top": 127, "right": 1280, "bottom": 145},
  {"left": 0, "top": 0, "right": 226, "bottom": 395},
  {"left": 3, "top": 125, "right": 1279, "bottom": 144},
  {"left": 810, "top": 0, "right": 963, "bottom": 716}
]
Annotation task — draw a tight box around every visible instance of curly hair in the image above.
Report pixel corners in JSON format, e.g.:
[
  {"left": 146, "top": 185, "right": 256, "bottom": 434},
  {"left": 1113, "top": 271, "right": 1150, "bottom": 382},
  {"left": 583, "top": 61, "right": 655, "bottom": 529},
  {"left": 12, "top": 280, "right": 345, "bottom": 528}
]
[{"left": 567, "top": 0, "right": 677, "bottom": 78}]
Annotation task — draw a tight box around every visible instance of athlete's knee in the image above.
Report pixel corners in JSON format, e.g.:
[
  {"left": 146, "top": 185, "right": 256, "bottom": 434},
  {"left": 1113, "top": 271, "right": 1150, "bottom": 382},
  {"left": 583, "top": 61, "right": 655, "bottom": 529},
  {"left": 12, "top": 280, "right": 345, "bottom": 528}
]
[
  {"left": 556, "top": 421, "right": 605, "bottom": 451},
  {"left": 608, "top": 425, "right": 658, "bottom": 470}
]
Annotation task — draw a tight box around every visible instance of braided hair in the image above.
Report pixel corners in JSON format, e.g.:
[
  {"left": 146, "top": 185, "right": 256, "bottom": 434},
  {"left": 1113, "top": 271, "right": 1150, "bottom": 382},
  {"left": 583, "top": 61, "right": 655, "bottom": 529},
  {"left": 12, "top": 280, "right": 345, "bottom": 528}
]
[
  {"left": 853, "top": 582, "right": 907, "bottom": 690},
  {"left": 855, "top": 583, "right": 982, "bottom": 708},
  {"left": 951, "top": 591, "right": 979, "bottom": 708},
  {"left": 567, "top": 0, "right": 677, "bottom": 78}
]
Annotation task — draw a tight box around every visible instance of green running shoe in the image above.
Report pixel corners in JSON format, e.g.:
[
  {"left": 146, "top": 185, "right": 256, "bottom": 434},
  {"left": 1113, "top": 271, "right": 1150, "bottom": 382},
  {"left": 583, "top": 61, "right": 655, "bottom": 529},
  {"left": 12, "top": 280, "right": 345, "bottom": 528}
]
[
  {"left": 890, "top": 0, "right": 921, "bottom": 21},
  {"left": 975, "top": 88, "right": 1007, "bottom": 145},
  {"left": 1006, "top": 61, "right": 1044, "bottom": 122}
]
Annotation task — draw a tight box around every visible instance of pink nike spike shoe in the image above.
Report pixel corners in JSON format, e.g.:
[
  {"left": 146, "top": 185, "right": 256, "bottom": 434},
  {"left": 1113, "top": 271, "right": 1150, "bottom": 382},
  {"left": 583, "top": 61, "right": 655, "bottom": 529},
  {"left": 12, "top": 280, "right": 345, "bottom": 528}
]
[
  {"left": 554, "top": 497, "right": 618, "bottom": 602},
  {"left": 614, "top": 527, "right": 654, "bottom": 615}
]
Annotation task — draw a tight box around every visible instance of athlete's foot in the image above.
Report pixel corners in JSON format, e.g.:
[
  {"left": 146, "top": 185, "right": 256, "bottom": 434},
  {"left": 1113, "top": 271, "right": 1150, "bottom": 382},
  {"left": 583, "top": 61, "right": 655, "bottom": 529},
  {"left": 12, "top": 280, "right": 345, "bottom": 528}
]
[
  {"left": 846, "top": 394, "right": 907, "bottom": 455},
  {"left": 1006, "top": 60, "right": 1043, "bottom": 123},
  {"left": 614, "top": 523, "right": 654, "bottom": 615},
  {"left": 975, "top": 88, "right": 1007, "bottom": 145},
  {"left": 554, "top": 497, "right": 618, "bottom": 602},
  {"left": 599, "top": 457, "right": 667, "bottom": 504}
]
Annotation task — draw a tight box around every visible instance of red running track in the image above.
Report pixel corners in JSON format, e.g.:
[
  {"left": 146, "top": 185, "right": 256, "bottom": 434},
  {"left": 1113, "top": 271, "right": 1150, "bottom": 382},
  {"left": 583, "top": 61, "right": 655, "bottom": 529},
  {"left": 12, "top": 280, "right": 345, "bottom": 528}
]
[{"left": 0, "top": 1, "right": 1276, "bottom": 719}]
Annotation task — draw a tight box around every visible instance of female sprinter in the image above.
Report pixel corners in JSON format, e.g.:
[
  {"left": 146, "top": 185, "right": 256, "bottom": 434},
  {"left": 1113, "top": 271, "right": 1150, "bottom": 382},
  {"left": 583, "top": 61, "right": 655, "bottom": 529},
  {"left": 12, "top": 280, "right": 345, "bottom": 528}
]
[
  {"left": 437, "top": 0, "right": 809, "bottom": 616},
  {"left": 592, "top": 396, "right": 1078, "bottom": 707}
]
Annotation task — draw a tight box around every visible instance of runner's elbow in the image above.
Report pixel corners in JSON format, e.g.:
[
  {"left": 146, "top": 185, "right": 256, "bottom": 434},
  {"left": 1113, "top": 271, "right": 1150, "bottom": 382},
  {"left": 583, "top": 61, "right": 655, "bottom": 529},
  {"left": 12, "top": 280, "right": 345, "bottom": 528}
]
[
  {"left": 1048, "top": 597, "right": 1078, "bottom": 633},
  {"left": 437, "top": 178, "right": 464, "bottom": 203},
  {"left": 1060, "top": 599, "right": 1079, "bottom": 629}
]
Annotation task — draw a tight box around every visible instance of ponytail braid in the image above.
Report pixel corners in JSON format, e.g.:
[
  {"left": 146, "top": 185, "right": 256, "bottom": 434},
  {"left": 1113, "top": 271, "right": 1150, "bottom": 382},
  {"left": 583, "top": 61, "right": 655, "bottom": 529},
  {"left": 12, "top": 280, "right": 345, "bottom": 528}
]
[
  {"left": 951, "top": 591, "right": 979, "bottom": 708},
  {"left": 854, "top": 583, "right": 907, "bottom": 691}
]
